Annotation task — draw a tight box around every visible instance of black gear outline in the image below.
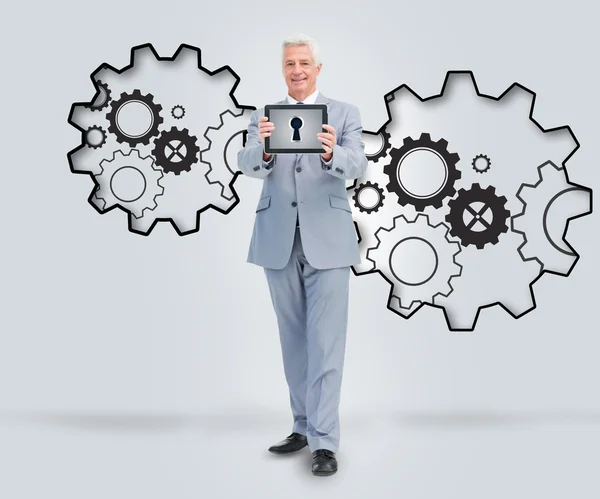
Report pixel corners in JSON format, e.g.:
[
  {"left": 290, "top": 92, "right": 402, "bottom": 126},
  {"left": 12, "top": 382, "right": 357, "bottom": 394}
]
[
  {"left": 171, "top": 105, "right": 186, "bottom": 119},
  {"left": 86, "top": 80, "right": 111, "bottom": 112},
  {"left": 152, "top": 126, "right": 200, "bottom": 175},
  {"left": 472, "top": 154, "right": 491, "bottom": 173},
  {"left": 85, "top": 125, "right": 107, "bottom": 149},
  {"left": 352, "top": 181, "right": 385, "bottom": 213},
  {"left": 384, "top": 133, "right": 461, "bottom": 211},
  {"left": 445, "top": 183, "right": 510, "bottom": 249},
  {"left": 351, "top": 70, "right": 589, "bottom": 332},
  {"left": 67, "top": 43, "right": 256, "bottom": 237},
  {"left": 106, "top": 89, "right": 163, "bottom": 147},
  {"left": 365, "top": 128, "right": 392, "bottom": 163}
]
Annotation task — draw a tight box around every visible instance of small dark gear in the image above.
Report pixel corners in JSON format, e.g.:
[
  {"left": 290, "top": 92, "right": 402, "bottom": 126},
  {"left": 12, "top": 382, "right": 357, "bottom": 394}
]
[
  {"left": 366, "top": 128, "right": 392, "bottom": 163},
  {"left": 384, "top": 133, "right": 461, "bottom": 211},
  {"left": 352, "top": 181, "right": 385, "bottom": 213},
  {"left": 85, "top": 125, "right": 107, "bottom": 149},
  {"left": 472, "top": 154, "right": 491, "bottom": 173},
  {"left": 445, "top": 183, "right": 510, "bottom": 249},
  {"left": 152, "top": 126, "right": 200, "bottom": 175},
  {"left": 86, "top": 80, "right": 112, "bottom": 112},
  {"left": 171, "top": 105, "right": 186, "bottom": 119},
  {"left": 106, "top": 89, "right": 163, "bottom": 147}
]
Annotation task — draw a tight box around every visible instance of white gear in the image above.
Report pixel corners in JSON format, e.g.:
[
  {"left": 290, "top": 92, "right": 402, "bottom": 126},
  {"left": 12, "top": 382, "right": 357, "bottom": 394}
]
[
  {"left": 68, "top": 44, "right": 251, "bottom": 235},
  {"left": 366, "top": 214, "right": 462, "bottom": 309},
  {"left": 202, "top": 108, "right": 252, "bottom": 200},
  {"left": 94, "top": 149, "right": 164, "bottom": 218},
  {"left": 512, "top": 160, "right": 591, "bottom": 274}
]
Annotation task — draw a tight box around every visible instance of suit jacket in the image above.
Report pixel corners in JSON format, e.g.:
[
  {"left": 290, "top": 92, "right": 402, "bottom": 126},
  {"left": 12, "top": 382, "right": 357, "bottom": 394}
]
[{"left": 237, "top": 92, "right": 368, "bottom": 269}]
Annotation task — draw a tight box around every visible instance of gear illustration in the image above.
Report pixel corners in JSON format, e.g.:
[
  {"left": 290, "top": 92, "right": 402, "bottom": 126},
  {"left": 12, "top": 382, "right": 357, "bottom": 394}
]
[
  {"left": 512, "top": 161, "right": 591, "bottom": 274},
  {"left": 106, "top": 89, "right": 163, "bottom": 147},
  {"left": 152, "top": 126, "right": 200, "bottom": 175},
  {"left": 94, "top": 149, "right": 164, "bottom": 218},
  {"left": 384, "top": 133, "right": 461, "bottom": 211},
  {"left": 202, "top": 108, "right": 252, "bottom": 199},
  {"left": 68, "top": 43, "right": 253, "bottom": 235},
  {"left": 365, "top": 129, "right": 392, "bottom": 163},
  {"left": 366, "top": 214, "right": 462, "bottom": 309},
  {"left": 445, "top": 183, "right": 510, "bottom": 249},
  {"left": 472, "top": 154, "right": 491, "bottom": 173},
  {"left": 86, "top": 80, "right": 111, "bottom": 111},
  {"left": 171, "top": 105, "right": 185, "bottom": 119},
  {"left": 85, "top": 125, "right": 107, "bottom": 149},
  {"left": 352, "top": 181, "right": 385, "bottom": 213}
]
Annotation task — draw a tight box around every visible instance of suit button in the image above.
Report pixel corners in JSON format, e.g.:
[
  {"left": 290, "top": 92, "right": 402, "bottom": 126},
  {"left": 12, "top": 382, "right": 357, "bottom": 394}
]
[
  {"left": 296, "top": 167, "right": 302, "bottom": 172},
  {"left": 291, "top": 201, "right": 297, "bottom": 207}
]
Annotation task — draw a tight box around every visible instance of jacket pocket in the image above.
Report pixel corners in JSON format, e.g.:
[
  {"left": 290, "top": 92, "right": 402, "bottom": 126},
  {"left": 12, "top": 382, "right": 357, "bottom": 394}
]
[
  {"left": 329, "top": 194, "right": 351, "bottom": 213},
  {"left": 256, "top": 195, "right": 271, "bottom": 212}
]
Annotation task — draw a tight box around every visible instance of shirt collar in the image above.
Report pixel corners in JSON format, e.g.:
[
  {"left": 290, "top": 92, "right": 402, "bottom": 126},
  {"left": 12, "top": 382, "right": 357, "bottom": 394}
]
[{"left": 286, "top": 88, "right": 319, "bottom": 104}]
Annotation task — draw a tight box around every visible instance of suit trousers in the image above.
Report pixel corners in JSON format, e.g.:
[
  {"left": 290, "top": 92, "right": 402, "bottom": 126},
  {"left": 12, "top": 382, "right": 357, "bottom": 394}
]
[{"left": 264, "top": 226, "right": 350, "bottom": 453}]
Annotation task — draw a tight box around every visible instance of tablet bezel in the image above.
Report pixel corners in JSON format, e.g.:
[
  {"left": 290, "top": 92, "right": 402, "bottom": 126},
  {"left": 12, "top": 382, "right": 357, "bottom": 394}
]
[{"left": 264, "top": 104, "right": 328, "bottom": 154}]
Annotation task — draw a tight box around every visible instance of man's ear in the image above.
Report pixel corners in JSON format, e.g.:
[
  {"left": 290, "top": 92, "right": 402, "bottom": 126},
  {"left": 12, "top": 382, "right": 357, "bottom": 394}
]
[{"left": 316, "top": 63, "right": 322, "bottom": 75}]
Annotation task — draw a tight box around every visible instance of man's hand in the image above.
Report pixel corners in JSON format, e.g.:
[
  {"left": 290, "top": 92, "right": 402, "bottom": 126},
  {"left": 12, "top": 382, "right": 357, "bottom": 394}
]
[
  {"left": 318, "top": 124, "right": 336, "bottom": 161},
  {"left": 258, "top": 116, "right": 275, "bottom": 161}
]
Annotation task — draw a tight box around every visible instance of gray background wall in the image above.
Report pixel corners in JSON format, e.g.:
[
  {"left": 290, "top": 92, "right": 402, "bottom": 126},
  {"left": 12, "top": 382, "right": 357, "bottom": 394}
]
[{"left": 1, "top": 0, "right": 598, "bottom": 497}]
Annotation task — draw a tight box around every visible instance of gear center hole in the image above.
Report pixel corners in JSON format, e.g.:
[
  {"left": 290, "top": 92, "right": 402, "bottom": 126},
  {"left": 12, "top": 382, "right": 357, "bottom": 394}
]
[
  {"left": 110, "top": 166, "right": 147, "bottom": 203},
  {"left": 390, "top": 237, "right": 438, "bottom": 286},
  {"left": 398, "top": 149, "right": 448, "bottom": 199}
]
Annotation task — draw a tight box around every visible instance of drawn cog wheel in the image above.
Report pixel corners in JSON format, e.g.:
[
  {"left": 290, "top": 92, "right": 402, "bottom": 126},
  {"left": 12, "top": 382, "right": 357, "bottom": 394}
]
[
  {"left": 106, "top": 89, "right": 163, "bottom": 146},
  {"left": 352, "top": 181, "right": 385, "bottom": 213},
  {"left": 366, "top": 129, "right": 392, "bottom": 163},
  {"left": 86, "top": 80, "right": 111, "bottom": 112},
  {"left": 171, "top": 105, "right": 185, "bottom": 119},
  {"left": 85, "top": 125, "right": 107, "bottom": 149},
  {"left": 152, "top": 126, "right": 200, "bottom": 175},
  {"left": 94, "top": 149, "right": 164, "bottom": 218},
  {"left": 512, "top": 161, "right": 591, "bottom": 272},
  {"left": 384, "top": 133, "right": 461, "bottom": 211},
  {"left": 446, "top": 183, "right": 510, "bottom": 249},
  {"left": 472, "top": 154, "right": 491, "bottom": 173},
  {"left": 366, "top": 214, "right": 462, "bottom": 308}
]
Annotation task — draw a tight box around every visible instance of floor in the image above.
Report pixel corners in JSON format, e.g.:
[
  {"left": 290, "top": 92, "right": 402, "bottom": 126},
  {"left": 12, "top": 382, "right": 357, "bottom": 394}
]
[{"left": 1, "top": 408, "right": 599, "bottom": 498}]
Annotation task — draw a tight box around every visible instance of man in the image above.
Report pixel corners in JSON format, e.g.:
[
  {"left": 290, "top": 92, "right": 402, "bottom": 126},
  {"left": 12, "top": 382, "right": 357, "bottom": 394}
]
[{"left": 237, "top": 34, "right": 367, "bottom": 477}]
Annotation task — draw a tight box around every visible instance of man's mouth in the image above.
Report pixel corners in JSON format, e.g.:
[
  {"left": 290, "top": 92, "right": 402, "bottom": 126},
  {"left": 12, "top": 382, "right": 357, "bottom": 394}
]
[{"left": 292, "top": 77, "right": 306, "bottom": 83}]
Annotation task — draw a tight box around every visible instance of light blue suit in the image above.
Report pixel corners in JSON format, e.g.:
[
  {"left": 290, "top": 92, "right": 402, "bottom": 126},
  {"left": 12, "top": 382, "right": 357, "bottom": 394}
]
[{"left": 237, "top": 92, "right": 368, "bottom": 452}]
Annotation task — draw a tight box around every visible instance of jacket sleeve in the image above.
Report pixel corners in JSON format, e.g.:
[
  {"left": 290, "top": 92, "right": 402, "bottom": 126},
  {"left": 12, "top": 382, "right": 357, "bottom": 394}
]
[
  {"left": 236, "top": 109, "right": 277, "bottom": 179},
  {"left": 320, "top": 104, "right": 368, "bottom": 180}
]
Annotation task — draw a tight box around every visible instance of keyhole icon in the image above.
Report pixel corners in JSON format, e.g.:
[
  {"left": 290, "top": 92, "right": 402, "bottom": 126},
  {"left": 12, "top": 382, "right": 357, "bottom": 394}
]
[{"left": 290, "top": 116, "right": 304, "bottom": 142}]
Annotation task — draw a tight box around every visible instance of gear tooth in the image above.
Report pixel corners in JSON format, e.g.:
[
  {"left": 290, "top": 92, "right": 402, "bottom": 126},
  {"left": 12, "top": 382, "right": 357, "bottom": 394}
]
[
  {"left": 485, "top": 185, "right": 496, "bottom": 194},
  {"left": 419, "top": 132, "right": 431, "bottom": 141},
  {"left": 132, "top": 89, "right": 142, "bottom": 96},
  {"left": 403, "top": 137, "right": 414, "bottom": 146},
  {"left": 450, "top": 153, "right": 460, "bottom": 162},
  {"left": 437, "top": 138, "right": 448, "bottom": 148}
]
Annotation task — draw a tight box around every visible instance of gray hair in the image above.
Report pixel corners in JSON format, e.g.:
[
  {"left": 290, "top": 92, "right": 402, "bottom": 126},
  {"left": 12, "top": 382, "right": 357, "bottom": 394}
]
[{"left": 281, "top": 34, "right": 321, "bottom": 66}]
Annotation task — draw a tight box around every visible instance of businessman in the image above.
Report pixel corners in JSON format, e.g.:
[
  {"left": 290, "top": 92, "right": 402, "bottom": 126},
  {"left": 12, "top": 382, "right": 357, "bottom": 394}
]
[{"left": 237, "top": 34, "right": 367, "bottom": 477}]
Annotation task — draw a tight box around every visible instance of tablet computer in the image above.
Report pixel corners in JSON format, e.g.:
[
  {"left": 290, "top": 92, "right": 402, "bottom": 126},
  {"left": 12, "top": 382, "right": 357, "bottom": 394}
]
[{"left": 264, "top": 104, "right": 328, "bottom": 154}]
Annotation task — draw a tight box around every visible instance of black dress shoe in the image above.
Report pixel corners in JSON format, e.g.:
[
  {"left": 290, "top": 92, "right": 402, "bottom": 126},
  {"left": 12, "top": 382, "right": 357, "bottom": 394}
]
[
  {"left": 311, "top": 449, "right": 338, "bottom": 476},
  {"left": 268, "top": 432, "right": 308, "bottom": 454}
]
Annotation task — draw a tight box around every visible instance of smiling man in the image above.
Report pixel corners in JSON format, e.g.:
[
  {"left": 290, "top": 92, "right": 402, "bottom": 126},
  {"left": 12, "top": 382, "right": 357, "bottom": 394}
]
[{"left": 237, "top": 34, "right": 367, "bottom": 477}]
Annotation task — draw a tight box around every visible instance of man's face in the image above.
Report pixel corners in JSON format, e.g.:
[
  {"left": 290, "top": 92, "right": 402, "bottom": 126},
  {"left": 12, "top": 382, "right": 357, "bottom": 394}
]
[{"left": 282, "top": 45, "right": 321, "bottom": 97}]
